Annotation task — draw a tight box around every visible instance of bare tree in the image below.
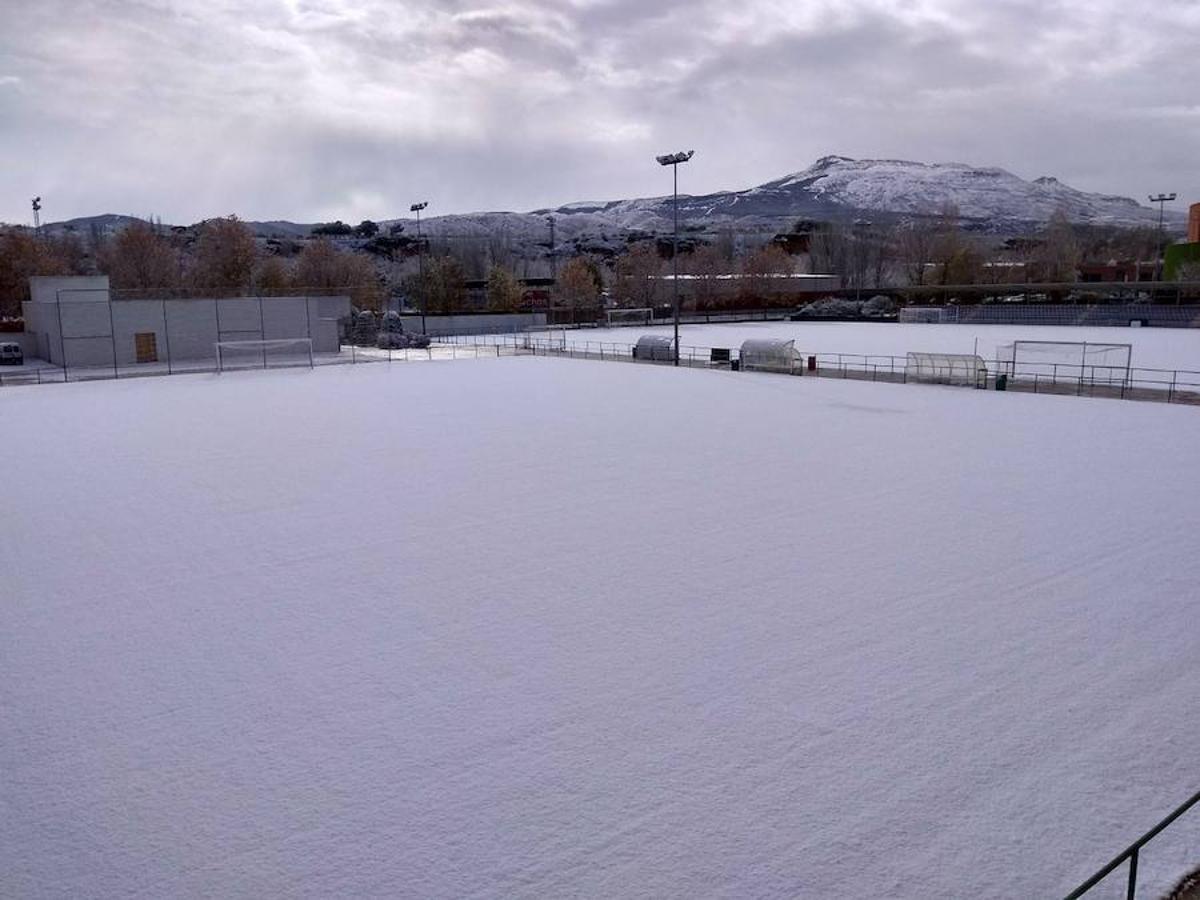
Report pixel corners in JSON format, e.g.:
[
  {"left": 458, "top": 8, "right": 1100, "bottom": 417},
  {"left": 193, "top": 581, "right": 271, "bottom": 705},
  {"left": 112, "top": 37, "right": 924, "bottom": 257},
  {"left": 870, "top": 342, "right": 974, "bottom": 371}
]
[
  {"left": 296, "top": 238, "right": 384, "bottom": 310},
  {"left": 739, "top": 244, "right": 793, "bottom": 304},
  {"left": 0, "top": 228, "right": 79, "bottom": 317},
  {"left": 486, "top": 265, "right": 522, "bottom": 312},
  {"left": 253, "top": 255, "right": 292, "bottom": 296},
  {"left": 897, "top": 220, "right": 939, "bottom": 286},
  {"left": 408, "top": 255, "right": 466, "bottom": 315},
  {"left": 556, "top": 257, "right": 601, "bottom": 315},
  {"left": 98, "top": 220, "right": 180, "bottom": 292},
  {"left": 683, "top": 243, "right": 726, "bottom": 309},
  {"left": 612, "top": 242, "right": 663, "bottom": 308},
  {"left": 191, "top": 216, "right": 257, "bottom": 296}
]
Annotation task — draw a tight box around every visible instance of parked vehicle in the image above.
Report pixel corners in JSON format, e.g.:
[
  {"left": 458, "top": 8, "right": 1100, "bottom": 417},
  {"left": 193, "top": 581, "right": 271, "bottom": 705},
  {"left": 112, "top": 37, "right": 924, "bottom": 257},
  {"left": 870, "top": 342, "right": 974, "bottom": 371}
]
[{"left": 0, "top": 341, "right": 23, "bottom": 365}]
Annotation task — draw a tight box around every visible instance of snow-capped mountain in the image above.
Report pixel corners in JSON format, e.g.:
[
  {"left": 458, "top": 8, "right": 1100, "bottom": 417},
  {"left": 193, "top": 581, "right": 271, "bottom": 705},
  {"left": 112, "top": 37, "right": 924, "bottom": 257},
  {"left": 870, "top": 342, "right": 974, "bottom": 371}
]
[
  {"left": 41, "top": 157, "right": 1187, "bottom": 247},
  {"left": 417, "top": 156, "right": 1187, "bottom": 247}
]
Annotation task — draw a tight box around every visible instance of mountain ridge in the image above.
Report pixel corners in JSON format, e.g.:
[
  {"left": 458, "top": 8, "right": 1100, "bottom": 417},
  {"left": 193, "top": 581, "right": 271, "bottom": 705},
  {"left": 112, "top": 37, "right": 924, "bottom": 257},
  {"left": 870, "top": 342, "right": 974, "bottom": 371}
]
[{"left": 40, "top": 157, "right": 1188, "bottom": 244}]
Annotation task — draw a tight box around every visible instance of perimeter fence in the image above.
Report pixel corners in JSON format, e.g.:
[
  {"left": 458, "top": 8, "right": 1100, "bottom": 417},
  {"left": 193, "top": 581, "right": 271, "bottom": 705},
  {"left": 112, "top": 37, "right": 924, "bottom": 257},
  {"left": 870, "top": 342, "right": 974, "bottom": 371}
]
[
  {"left": 5, "top": 329, "right": 1200, "bottom": 406},
  {"left": 436, "top": 333, "right": 1200, "bottom": 406}
]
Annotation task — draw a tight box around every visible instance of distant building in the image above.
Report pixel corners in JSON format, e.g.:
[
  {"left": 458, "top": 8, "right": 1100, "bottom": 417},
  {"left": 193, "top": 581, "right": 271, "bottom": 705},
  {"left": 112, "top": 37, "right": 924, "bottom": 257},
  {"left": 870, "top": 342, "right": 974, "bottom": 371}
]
[
  {"left": 649, "top": 272, "right": 840, "bottom": 303},
  {"left": 1190, "top": 203, "right": 1200, "bottom": 244}
]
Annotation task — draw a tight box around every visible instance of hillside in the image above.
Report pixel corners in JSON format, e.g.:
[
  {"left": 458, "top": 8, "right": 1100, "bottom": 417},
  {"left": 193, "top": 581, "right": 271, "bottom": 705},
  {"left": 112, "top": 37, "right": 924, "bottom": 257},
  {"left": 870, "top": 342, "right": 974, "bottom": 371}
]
[{"left": 40, "top": 157, "right": 1188, "bottom": 248}]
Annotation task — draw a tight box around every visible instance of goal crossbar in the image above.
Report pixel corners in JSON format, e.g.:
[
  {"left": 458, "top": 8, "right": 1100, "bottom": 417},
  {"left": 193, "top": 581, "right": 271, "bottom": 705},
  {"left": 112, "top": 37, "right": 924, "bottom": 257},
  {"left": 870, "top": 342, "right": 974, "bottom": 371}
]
[
  {"left": 1000, "top": 340, "right": 1132, "bottom": 385},
  {"left": 605, "top": 307, "right": 654, "bottom": 327},
  {"left": 215, "top": 338, "right": 314, "bottom": 372}
]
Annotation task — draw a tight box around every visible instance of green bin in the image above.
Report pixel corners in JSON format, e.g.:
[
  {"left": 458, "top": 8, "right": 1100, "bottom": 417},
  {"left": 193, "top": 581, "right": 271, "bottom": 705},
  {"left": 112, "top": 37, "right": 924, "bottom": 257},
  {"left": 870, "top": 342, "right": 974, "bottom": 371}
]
[{"left": 995, "top": 373, "right": 1008, "bottom": 391}]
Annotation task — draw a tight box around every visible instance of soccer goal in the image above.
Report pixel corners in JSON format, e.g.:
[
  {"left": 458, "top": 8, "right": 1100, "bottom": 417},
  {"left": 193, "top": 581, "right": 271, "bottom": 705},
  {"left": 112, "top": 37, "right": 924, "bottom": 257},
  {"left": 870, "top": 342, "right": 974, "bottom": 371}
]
[
  {"left": 215, "top": 338, "right": 314, "bottom": 372},
  {"left": 606, "top": 307, "right": 654, "bottom": 327},
  {"left": 905, "top": 352, "right": 987, "bottom": 387},
  {"left": 999, "top": 341, "right": 1132, "bottom": 387},
  {"left": 899, "top": 307, "right": 948, "bottom": 324}
]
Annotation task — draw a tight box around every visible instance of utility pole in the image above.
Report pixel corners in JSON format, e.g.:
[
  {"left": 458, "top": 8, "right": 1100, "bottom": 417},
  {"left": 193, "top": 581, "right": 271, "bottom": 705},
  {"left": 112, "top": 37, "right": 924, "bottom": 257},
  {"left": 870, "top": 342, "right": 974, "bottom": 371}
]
[
  {"left": 655, "top": 150, "right": 694, "bottom": 366},
  {"left": 31, "top": 197, "right": 41, "bottom": 235},
  {"left": 546, "top": 215, "right": 556, "bottom": 325},
  {"left": 410, "top": 201, "right": 429, "bottom": 333},
  {"left": 1149, "top": 193, "right": 1176, "bottom": 282}
]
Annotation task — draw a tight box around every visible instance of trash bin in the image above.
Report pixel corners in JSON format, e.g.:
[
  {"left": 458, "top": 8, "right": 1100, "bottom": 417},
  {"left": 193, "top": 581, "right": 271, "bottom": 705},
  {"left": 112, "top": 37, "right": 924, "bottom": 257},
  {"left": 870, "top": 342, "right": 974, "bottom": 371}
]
[
  {"left": 996, "top": 373, "right": 1008, "bottom": 391},
  {"left": 731, "top": 359, "right": 740, "bottom": 372},
  {"left": 807, "top": 355, "right": 817, "bottom": 372}
]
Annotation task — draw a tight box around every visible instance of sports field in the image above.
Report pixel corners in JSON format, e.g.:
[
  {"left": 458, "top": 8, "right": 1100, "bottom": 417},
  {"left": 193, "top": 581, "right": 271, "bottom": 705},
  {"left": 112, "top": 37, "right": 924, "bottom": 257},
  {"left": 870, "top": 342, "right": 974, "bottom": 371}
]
[
  {"left": 3, "top": 358, "right": 1198, "bottom": 898},
  {"left": 554, "top": 320, "right": 1200, "bottom": 372}
]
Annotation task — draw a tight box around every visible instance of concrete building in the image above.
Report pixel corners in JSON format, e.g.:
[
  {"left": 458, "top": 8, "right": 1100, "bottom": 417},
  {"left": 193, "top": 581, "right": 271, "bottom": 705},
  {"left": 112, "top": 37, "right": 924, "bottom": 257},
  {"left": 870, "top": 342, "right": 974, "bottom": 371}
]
[{"left": 23, "top": 276, "right": 349, "bottom": 369}]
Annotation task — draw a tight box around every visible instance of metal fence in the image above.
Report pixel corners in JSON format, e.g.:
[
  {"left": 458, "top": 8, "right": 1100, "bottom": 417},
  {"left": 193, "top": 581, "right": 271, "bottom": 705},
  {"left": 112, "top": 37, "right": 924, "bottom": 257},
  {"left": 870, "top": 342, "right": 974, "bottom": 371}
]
[
  {"left": 435, "top": 333, "right": 1200, "bottom": 406},
  {"left": 0, "top": 341, "right": 520, "bottom": 387},
  {"left": 6, "top": 329, "right": 1200, "bottom": 406},
  {"left": 1063, "top": 789, "right": 1200, "bottom": 899}
]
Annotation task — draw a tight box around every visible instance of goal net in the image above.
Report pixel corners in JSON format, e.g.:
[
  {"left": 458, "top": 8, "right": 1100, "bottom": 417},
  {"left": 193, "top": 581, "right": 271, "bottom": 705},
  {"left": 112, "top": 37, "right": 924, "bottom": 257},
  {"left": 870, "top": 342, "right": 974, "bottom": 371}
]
[
  {"left": 521, "top": 330, "right": 567, "bottom": 351},
  {"left": 606, "top": 307, "right": 654, "bottom": 327},
  {"left": 216, "top": 338, "right": 314, "bottom": 372},
  {"left": 999, "top": 341, "right": 1132, "bottom": 386},
  {"left": 898, "top": 307, "right": 947, "bottom": 324},
  {"left": 906, "top": 352, "right": 987, "bottom": 387}
]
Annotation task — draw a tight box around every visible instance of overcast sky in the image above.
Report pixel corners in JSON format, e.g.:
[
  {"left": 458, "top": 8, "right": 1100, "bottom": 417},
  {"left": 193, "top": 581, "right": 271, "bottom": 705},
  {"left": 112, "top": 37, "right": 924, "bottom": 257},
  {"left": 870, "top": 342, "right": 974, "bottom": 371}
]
[{"left": 1, "top": 0, "right": 1196, "bottom": 225}]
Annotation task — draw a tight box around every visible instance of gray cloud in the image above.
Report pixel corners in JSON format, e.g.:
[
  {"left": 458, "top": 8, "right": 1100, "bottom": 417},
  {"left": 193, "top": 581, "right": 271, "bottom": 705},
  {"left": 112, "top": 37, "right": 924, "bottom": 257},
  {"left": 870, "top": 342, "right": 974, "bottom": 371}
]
[{"left": 0, "top": 0, "right": 1196, "bottom": 224}]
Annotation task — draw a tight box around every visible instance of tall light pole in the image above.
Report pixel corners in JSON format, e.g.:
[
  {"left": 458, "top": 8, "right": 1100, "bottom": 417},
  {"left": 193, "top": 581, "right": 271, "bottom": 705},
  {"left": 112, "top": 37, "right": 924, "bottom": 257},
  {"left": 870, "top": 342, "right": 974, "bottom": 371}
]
[
  {"left": 1149, "top": 192, "right": 1176, "bottom": 282},
  {"left": 546, "top": 215, "right": 556, "bottom": 324},
  {"left": 656, "top": 150, "right": 693, "bottom": 366},
  {"left": 410, "top": 201, "right": 429, "bottom": 333},
  {"left": 31, "top": 197, "right": 41, "bottom": 235}
]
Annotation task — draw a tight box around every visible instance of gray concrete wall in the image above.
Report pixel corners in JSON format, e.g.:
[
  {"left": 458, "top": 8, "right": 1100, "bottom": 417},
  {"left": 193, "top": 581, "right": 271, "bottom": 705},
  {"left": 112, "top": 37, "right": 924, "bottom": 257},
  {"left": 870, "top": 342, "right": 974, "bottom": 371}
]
[
  {"left": 166, "top": 301, "right": 219, "bottom": 361},
  {"left": 20, "top": 280, "right": 349, "bottom": 366},
  {"left": 29, "top": 275, "right": 110, "bottom": 305}
]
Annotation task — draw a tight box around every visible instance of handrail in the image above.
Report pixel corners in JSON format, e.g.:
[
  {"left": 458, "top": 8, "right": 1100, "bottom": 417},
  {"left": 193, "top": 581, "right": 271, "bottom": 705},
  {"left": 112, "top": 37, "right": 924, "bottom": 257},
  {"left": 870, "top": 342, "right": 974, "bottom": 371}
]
[{"left": 1063, "top": 788, "right": 1200, "bottom": 900}]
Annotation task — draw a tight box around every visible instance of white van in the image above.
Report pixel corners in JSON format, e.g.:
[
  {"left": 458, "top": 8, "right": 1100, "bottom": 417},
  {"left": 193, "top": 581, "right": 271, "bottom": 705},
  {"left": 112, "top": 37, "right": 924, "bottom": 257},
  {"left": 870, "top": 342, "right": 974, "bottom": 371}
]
[{"left": 0, "top": 341, "right": 24, "bottom": 365}]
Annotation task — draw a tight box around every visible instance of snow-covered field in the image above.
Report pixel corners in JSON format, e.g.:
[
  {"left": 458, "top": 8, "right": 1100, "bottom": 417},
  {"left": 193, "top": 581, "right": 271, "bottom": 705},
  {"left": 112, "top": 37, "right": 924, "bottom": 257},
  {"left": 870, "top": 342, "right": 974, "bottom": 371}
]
[
  {"left": 551, "top": 321, "right": 1200, "bottom": 372},
  {"left": 3, "top": 358, "right": 1199, "bottom": 899}
]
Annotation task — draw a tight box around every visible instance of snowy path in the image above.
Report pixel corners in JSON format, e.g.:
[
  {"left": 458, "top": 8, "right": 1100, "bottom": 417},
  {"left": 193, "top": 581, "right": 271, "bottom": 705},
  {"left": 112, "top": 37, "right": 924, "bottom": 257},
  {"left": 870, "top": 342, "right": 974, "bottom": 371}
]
[{"left": 2, "top": 359, "right": 1198, "bottom": 898}]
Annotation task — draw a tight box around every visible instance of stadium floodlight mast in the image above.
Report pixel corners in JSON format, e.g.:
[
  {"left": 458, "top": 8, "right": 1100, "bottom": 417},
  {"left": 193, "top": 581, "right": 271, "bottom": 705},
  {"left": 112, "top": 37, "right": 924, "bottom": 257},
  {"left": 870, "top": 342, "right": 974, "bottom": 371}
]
[
  {"left": 1148, "top": 192, "right": 1176, "bottom": 281},
  {"left": 546, "top": 215, "right": 556, "bottom": 323},
  {"left": 656, "top": 149, "right": 694, "bottom": 366},
  {"left": 411, "top": 201, "right": 429, "bottom": 333},
  {"left": 31, "top": 196, "right": 41, "bottom": 234}
]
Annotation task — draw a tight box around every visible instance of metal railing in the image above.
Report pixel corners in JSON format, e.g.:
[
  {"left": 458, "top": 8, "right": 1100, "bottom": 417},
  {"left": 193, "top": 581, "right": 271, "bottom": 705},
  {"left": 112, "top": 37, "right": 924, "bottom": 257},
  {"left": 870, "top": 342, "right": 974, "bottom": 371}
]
[
  {"left": 1064, "top": 789, "right": 1200, "bottom": 899},
  {"left": 0, "top": 341, "right": 521, "bottom": 387},
  {"left": 6, "top": 329, "right": 1200, "bottom": 407},
  {"left": 432, "top": 333, "right": 1200, "bottom": 406}
]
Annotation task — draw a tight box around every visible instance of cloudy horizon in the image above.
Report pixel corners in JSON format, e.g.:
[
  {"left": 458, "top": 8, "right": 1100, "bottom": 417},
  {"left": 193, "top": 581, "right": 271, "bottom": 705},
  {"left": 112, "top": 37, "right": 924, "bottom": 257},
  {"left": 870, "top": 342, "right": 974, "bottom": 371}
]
[{"left": 1, "top": 0, "right": 1197, "bottom": 227}]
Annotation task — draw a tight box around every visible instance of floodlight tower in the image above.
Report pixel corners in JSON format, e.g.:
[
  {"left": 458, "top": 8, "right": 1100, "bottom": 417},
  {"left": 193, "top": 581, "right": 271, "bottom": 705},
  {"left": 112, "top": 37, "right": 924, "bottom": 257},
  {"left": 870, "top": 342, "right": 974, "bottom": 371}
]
[
  {"left": 546, "top": 215, "right": 556, "bottom": 322},
  {"left": 31, "top": 197, "right": 41, "bottom": 235},
  {"left": 1149, "top": 192, "right": 1176, "bottom": 281},
  {"left": 411, "top": 201, "right": 429, "bottom": 333},
  {"left": 655, "top": 150, "right": 694, "bottom": 366}
]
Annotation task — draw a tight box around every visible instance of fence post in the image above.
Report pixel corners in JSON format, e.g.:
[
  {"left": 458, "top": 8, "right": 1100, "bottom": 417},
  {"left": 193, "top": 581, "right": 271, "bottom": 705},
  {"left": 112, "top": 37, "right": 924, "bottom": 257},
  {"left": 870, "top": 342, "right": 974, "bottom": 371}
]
[{"left": 1126, "top": 848, "right": 1138, "bottom": 900}]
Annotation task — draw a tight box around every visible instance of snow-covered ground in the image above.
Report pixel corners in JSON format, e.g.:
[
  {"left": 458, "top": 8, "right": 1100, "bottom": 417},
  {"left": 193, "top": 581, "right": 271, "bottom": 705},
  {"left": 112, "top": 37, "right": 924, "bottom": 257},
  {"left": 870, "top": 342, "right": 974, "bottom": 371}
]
[
  {"left": 546, "top": 321, "right": 1200, "bottom": 372},
  {"left": 3, "top": 359, "right": 1198, "bottom": 899}
]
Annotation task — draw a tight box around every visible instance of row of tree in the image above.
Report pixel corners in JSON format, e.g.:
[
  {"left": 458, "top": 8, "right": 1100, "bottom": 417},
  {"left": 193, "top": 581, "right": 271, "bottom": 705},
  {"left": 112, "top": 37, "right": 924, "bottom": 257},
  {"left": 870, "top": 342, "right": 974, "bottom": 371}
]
[{"left": 2, "top": 208, "right": 1191, "bottom": 321}]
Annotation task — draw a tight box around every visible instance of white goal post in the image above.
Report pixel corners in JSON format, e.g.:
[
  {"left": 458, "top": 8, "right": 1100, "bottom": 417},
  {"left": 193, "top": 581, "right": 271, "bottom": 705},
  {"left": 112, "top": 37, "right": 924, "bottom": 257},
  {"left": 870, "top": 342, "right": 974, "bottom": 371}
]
[
  {"left": 215, "top": 338, "right": 314, "bottom": 372},
  {"left": 999, "top": 341, "right": 1132, "bottom": 386},
  {"left": 905, "top": 352, "right": 987, "bottom": 387},
  {"left": 605, "top": 307, "right": 654, "bottom": 327}
]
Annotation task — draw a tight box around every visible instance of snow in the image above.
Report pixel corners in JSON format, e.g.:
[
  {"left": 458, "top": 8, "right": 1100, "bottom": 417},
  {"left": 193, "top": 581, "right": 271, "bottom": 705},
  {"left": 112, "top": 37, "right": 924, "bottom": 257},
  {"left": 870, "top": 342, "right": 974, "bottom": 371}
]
[
  {"left": 549, "top": 321, "right": 1200, "bottom": 372},
  {"left": 3, "top": 358, "right": 1199, "bottom": 899}
]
